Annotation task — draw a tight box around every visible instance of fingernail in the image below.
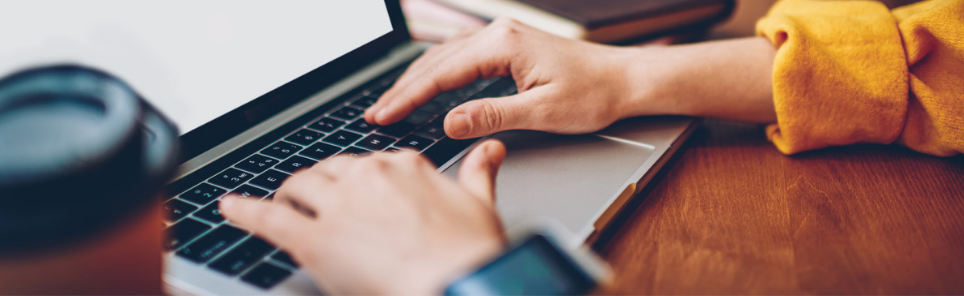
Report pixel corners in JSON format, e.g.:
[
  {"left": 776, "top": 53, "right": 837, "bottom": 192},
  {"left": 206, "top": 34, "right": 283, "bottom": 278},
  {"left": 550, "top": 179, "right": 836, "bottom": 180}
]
[{"left": 448, "top": 113, "right": 471, "bottom": 138}]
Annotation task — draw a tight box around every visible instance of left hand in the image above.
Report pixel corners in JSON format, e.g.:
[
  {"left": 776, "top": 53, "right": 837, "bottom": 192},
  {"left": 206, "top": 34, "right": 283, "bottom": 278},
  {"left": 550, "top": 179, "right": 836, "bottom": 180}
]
[
  {"left": 364, "top": 19, "right": 649, "bottom": 139},
  {"left": 220, "top": 140, "right": 508, "bottom": 295}
]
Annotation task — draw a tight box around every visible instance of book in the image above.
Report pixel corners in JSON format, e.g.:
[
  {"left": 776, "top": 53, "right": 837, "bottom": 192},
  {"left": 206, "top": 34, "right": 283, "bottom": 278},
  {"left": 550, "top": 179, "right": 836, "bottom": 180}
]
[
  {"left": 401, "top": 0, "right": 488, "bottom": 42},
  {"left": 430, "top": 0, "right": 735, "bottom": 44}
]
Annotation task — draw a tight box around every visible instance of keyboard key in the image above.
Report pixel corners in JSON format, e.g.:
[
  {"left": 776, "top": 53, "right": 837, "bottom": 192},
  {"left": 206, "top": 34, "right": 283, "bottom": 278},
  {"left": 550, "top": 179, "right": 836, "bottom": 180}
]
[
  {"left": 345, "top": 119, "right": 378, "bottom": 133},
  {"left": 397, "top": 135, "right": 433, "bottom": 151},
  {"left": 177, "top": 225, "right": 247, "bottom": 263},
  {"left": 349, "top": 95, "right": 378, "bottom": 108},
  {"left": 208, "top": 168, "right": 254, "bottom": 189},
  {"left": 340, "top": 147, "right": 371, "bottom": 157},
  {"left": 271, "top": 250, "right": 299, "bottom": 268},
  {"left": 249, "top": 170, "right": 290, "bottom": 190},
  {"left": 416, "top": 101, "right": 447, "bottom": 116},
  {"left": 181, "top": 183, "right": 226, "bottom": 205},
  {"left": 423, "top": 137, "right": 476, "bottom": 167},
  {"left": 241, "top": 262, "right": 292, "bottom": 290},
  {"left": 276, "top": 156, "right": 317, "bottom": 173},
  {"left": 261, "top": 142, "right": 303, "bottom": 160},
  {"left": 194, "top": 201, "right": 225, "bottom": 224},
  {"left": 429, "top": 113, "right": 448, "bottom": 125},
  {"left": 380, "top": 66, "right": 407, "bottom": 86},
  {"left": 467, "top": 77, "right": 500, "bottom": 93},
  {"left": 364, "top": 84, "right": 390, "bottom": 96},
  {"left": 433, "top": 91, "right": 467, "bottom": 107},
  {"left": 236, "top": 154, "right": 279, "bottom": 174},
  {"left": 499, "top": 83, "right": 518, "bottom": 96},
  {"left": 357, "top": 134, "right": 396, "bottom": 151},
  {"left": 166, "top": 218, "right": 211, "bottom": 250},
  {"left": 402, "top": 111, "right": 434, "bottom": 126},
  {"left": 472, "top": 77, "right": 516, "bottom": 99},
  {"left": 376, "top": 122, "right": 417, "bottom": 138},
  {"left": 300, "top": 142, "right": 341, "bottom": 160},
  {"left": 284, "top": 129, "right": 323, "bottom": 146},
  {"left": 473, "top": 76, "right": 499, "bottom": 88},
  {"left": 331, "top": 106, "right": 364, "bottom": 120},
  {"left": 309, "top": 117, "right": 344, "bottom": 133},
  {"left": 323, "top": 130, "right": 363, "bottom": 147},
  {"left": 164, "top": 199, "right": 198, "bottom": 222},
  {"left": 210, "top": 237, "right": 275, "bottom": 276},
  {"left": 231, "top": 185, "right": 269, "bottom": 198},
  {"left": 415, "top": 123, "right": 446, "bottom": 140},
  {"left": 430, "top": 79, "right": 498, "bottom": 107}
]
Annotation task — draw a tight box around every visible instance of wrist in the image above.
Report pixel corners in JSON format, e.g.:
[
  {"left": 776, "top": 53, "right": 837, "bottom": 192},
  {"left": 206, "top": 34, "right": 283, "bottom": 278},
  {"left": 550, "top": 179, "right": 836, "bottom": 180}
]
[
  {"left": 392, "top": 235, "right": 506, "bottom": 295},
  {"left": 619, "top": 37, "right": 778, "bottom": 122},
  {"left": 617, "top": 45, "right": 690, "bottom": 119}
]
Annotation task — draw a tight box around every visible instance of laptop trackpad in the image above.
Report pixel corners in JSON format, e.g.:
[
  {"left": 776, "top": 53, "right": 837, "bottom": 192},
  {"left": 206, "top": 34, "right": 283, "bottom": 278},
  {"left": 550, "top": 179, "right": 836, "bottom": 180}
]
[{"left": 444, "top": 131, "right": 654, "bottom": 234}]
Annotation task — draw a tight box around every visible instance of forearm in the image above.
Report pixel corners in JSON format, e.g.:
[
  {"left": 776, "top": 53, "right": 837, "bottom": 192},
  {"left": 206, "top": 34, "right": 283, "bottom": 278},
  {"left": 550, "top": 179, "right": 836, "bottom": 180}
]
[{"left": 622, "top": 37, "right": 777, "bottom": 123}]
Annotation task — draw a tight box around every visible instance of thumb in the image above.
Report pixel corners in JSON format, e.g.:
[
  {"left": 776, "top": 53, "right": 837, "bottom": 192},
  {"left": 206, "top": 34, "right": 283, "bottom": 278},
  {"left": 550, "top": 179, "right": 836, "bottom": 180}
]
[
  {"left": 458, "top": 139, "right": 507, "bottom": 207},
  {"left": 444, "top": 87, "right": 550, "bottom": 139}
]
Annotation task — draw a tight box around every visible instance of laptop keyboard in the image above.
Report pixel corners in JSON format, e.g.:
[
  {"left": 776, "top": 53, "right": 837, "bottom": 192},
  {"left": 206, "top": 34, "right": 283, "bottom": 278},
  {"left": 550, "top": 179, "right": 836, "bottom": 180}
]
[{"left": 162, "top": 67, "right": 517, "bottom": 290}]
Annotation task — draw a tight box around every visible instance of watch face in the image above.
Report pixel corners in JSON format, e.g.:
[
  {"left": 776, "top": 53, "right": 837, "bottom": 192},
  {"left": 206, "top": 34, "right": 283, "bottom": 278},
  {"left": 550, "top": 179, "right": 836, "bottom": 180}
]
[{"left": 446, "top": 234, "right": 596, "bottom": 295}]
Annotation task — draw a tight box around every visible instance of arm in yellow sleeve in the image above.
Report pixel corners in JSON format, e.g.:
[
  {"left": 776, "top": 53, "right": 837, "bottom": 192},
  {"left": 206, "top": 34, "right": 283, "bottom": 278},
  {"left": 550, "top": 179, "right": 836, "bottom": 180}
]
[{"left": 756, "top": 0, "right": 964, "bottom": 156}]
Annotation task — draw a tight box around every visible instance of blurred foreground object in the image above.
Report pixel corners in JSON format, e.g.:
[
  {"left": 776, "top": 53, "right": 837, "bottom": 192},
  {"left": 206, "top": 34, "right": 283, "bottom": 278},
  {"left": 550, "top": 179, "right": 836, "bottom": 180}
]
[
  {"left": 404, "top": 0, "right": 735, "bottom": 44},
  {"left": 0, "top": 65, "right": 179, "bottom": 294}
]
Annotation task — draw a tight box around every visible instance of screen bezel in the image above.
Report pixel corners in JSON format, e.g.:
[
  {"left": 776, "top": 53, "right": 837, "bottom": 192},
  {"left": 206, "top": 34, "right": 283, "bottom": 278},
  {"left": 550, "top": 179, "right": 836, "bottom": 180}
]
[{"left": 175, "top": 0, "right": 409, "bottom": 162}]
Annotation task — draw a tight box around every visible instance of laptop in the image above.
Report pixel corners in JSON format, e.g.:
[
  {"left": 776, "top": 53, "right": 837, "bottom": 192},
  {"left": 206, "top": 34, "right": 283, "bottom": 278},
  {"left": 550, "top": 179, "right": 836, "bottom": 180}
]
[{"left": 0, "top": 1, "right": 695, "bottom": 294}]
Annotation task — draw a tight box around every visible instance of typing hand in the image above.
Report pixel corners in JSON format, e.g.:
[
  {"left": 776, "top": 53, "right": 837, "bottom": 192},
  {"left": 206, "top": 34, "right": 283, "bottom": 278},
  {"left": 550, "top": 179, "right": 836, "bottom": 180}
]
[
  {"left": 364, "top": 18, "right": 648, "bottom": 139},
  {"left": 220, "top": 140, "right": 507, "bottom": 295}
]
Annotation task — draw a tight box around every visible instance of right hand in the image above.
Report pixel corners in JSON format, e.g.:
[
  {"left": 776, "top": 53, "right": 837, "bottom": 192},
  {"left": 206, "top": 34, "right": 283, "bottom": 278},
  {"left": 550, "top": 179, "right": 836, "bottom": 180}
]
[
  {"left": 220, "top": 141, "right": 508, "bottom": 295},
  {"left": 364, "top": 18, "right": 654, "bottom": 139}
]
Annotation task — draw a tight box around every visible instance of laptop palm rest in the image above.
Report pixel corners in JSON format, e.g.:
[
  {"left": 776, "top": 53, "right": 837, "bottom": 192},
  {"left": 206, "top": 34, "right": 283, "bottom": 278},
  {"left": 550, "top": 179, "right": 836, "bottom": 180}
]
[{"left": 443, "top": 131, "right": 655, "bottom": 235}]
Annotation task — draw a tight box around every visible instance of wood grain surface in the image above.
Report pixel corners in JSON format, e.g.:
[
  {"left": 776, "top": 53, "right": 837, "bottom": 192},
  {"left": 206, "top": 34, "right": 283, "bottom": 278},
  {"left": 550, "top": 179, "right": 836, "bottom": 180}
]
[{"left": 594, "top": 120, "right": 964, "bottom": 294}]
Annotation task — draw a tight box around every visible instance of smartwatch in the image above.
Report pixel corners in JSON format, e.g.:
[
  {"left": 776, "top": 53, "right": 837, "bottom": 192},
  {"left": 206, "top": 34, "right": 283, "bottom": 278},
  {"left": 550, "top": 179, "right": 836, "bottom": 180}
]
[{"left": 444, "top": 223, "right": 611, "bottom": 295}]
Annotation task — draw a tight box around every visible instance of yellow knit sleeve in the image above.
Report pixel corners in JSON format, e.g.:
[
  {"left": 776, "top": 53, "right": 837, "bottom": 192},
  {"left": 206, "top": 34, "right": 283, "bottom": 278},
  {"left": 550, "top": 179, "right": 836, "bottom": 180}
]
[{"left": 756, "top": 0, "right": 964, "bottom": 156}]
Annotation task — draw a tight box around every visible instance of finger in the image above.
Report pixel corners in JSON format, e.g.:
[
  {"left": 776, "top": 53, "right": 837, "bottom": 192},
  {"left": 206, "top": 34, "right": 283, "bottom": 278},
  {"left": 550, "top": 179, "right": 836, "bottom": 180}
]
[
  {"left": 370, "top": 43, "right": 513, "bottom": 126},
  {"left": 310, "top": 154, "right": 356, "bottom": 177},
  {"left": 220, "top": 195, "right": 314, "bottom": 248},
  {"left": 365, "top": 44, "right": 463, "bottom": 123},
  {"left": 272, "top": 171, "right": 335, "bottom": 216},
  {"left": 443, "top": 87, "right": 551, "bottom": 139},
  {"left": 457, "top": 139, "right": 507, "bottom": 206},
  {"left": 447, "top": 25, "right": 483, "bottom": 41}
]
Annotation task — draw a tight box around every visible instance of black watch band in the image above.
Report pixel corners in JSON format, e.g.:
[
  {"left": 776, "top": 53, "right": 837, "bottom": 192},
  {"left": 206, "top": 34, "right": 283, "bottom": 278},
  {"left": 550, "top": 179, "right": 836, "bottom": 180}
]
[{"left": 444, "top": 232, "right": 606, "bottom": 296}]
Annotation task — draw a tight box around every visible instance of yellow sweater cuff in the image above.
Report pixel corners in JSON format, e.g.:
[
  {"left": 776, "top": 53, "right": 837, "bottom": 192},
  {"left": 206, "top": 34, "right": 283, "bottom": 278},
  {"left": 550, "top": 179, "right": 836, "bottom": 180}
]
[{"left": 756, "top": 0, "right": 909, "bottom": 154}]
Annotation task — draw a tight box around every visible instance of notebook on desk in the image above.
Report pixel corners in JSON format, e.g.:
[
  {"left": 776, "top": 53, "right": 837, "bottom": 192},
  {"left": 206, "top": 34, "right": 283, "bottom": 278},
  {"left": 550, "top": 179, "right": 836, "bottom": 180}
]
[
  {"left": 430, "top": 0, "right": 735, "bottom": 43},
  {"left": 0, "top": 0, "right": 695, "bottom": 294}
]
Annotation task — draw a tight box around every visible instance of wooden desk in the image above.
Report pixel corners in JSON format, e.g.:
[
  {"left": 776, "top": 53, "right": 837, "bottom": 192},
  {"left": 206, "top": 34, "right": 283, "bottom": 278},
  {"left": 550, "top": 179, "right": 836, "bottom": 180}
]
[{"left": 595, "top": 120, "right": 964, "bottom": 294}]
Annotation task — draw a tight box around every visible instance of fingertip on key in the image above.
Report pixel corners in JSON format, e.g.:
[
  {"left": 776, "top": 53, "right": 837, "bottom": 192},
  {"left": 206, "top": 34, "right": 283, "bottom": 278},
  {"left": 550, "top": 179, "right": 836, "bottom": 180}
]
[
  {"left": 363, "top": 108, "right": 378, "bottom": 123},
  {"left": 375, "top": 108, "right": 391, "bottom": 125}
]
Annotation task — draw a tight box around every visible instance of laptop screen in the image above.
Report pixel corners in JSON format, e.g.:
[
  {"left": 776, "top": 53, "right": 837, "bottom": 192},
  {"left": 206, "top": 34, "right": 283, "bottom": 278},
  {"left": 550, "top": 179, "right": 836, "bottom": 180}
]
[{"left": 0, "top": 0, "right": 394, "bottom": 135}]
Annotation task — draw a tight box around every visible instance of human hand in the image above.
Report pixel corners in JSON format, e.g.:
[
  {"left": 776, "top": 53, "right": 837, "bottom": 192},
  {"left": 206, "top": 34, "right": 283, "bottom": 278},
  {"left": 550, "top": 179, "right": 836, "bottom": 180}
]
[
  {"left": 366, "top": 19, "right": 780, "bottom": 137},
  {"left": 220, "top": 140, "right": 508, "bottom": 295},
  {"left": 365, "top": 19, "right": 650, "bottom": 139}
]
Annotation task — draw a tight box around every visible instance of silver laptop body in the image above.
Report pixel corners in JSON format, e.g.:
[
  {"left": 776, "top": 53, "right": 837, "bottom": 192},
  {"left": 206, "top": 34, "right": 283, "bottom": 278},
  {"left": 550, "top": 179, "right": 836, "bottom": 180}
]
[{"left": 165, "top": 39, "right": 695, "bottom": 294}]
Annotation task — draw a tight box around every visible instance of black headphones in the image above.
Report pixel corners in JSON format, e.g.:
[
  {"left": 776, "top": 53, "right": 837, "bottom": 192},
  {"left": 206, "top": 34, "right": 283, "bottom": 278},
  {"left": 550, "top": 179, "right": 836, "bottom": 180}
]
[{"left": 0, "top": 65, "right": 180, "bottom": 254}]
